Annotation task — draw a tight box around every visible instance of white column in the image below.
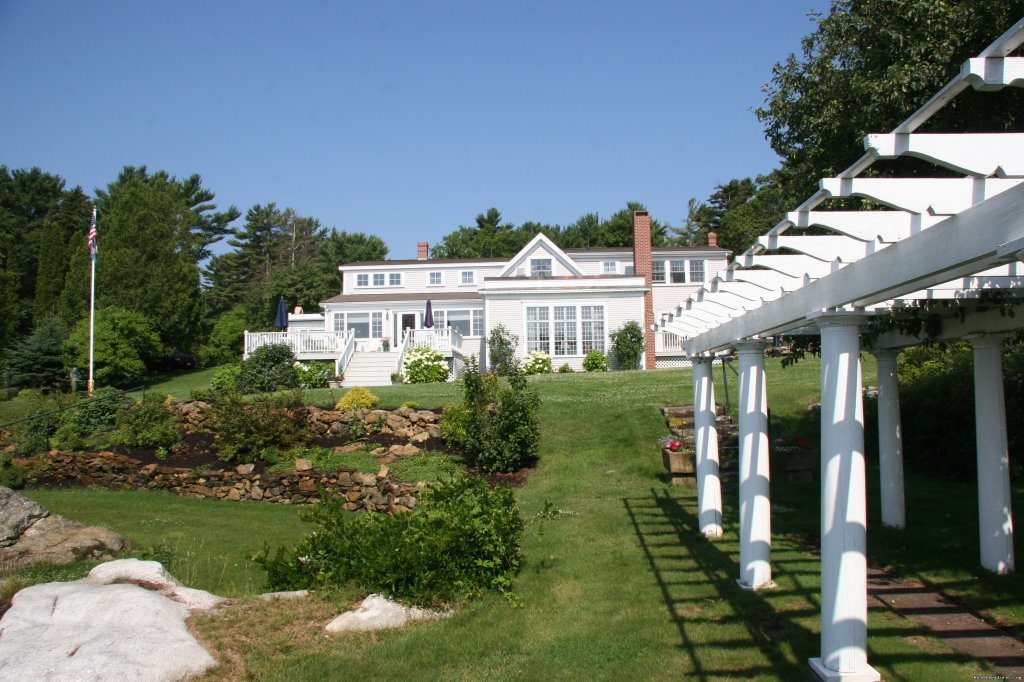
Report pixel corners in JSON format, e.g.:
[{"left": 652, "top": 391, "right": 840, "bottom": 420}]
[
  {"left": 872, "top": 350, "right": 905, "bottom": 529},
  {"left": 968, "top": 335, "right": 1015, "bottom": 574},
  {"left": 811, "top": 317, "right": 879, "bottom": 682},
  {"left": 735, "top": 341, "right": 772, "bottom": 590},
  {"left": 692, "top": 357, "right": 723, "bottom": 538}
]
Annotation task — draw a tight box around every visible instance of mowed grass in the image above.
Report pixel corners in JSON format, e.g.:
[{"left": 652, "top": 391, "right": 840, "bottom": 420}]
[{"left": 15, "top": 359, "right": 1023, "bottom": 680}]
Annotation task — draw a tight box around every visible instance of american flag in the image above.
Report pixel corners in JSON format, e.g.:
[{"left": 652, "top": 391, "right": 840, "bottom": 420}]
[{"left": 88, "top": 206, "right": 97, "bottom": 259}]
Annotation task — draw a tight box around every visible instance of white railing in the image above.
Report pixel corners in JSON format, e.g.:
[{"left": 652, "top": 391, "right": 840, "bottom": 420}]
[
  {"left": 337, "top": 333, "right": 356, "bottom": 377},
  {"left": 243, "top": 330, "right": 353, "bottom": 359},
  {"left": 655, "top": 331, "right": 685, "bottom": 353},
  {"left": 404, "top": 328, "right": 454, "bottom": 352},
  {"left": 394, "top": 330, "right": 413, "bottom": 376}
]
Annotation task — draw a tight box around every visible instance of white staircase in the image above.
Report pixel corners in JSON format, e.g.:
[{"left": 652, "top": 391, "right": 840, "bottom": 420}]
[{"left": 341, "top": 351, "right": 397, "bottom": 387}]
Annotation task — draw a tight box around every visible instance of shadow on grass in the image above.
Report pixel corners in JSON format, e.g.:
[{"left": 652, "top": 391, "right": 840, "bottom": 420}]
[{"left": 623, "top": 487, "right": 982, "bottom": 680}]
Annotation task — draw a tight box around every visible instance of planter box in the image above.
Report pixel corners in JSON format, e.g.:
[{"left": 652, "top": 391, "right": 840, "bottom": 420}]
[{"left": 662, "top": 447, "right": 696, "bottom": 475}]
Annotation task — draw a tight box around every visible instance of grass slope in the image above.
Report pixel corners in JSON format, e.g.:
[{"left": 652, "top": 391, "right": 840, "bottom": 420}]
[{"left": 17, "top": 360, "right": 1024, "bottom": 681}]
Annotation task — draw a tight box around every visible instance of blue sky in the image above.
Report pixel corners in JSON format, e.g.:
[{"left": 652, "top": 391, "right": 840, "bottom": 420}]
[{"left": 0, "top": 1, "right": 830, "bottom": 259}]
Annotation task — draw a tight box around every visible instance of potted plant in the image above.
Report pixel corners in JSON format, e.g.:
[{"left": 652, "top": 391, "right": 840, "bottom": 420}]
[
  {"left": 381, "top": 336, "right": 391, "bottom": 352},
  {"left": 328, "top": 374, "right": 344, "bottom": 389},
  {"left": 390, "top": 372, "right": 404, "bottom": 385}
]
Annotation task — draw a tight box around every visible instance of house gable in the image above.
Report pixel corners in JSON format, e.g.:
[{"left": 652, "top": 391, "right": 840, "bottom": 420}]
[{"left": 496, "top": 233, "right": 585, "bottom": 278}]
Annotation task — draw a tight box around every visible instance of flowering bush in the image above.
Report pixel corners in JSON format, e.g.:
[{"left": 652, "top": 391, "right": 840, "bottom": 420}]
[
  {"left": 582, "top": 350, "right": 610, "bottom": 372},
  {"left": 335, "top": 386, "right": 379, "bottom": 411},
  {"left": 658, "top": 436, "right": 693, "bottom": 453},
  {"left": 293, "top": 361, "right": 333, "bottom": 389},
  {"left": 402, "top": 345, "right": 449, "bottom": 383},
  {"left": 522, "top": 351, "right": 552, "bottom": 375}
]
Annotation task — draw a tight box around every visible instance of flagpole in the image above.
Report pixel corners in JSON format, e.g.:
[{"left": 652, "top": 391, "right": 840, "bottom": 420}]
[{"left": 87, "top": 206, "right": 97, "bottom": 395}]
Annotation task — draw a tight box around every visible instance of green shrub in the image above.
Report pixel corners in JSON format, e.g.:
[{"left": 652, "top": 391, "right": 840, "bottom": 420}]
[
  {"left": 401, "top": 400, "right": 420, "bottom": 410},
  {"left": 522, "top": 351, "right": 552, "bottom": 375},
  {"left": 63, "top": 307, "right": 164, "bottom": 387},
  {"left": 402, "top": 345, "right": 449, "bottom": 384},
  {"left": 294, "top": 361, "right": 332, "bottom": 389},
  {"left": 0, "top": 453, "right": 27, "bottom": 489},
  {"left": 458, "top": 358, "right": 541, "bottom": 473},
  {"left": 439, "top": 404, "right": 473, "bottom": 446},
  {"left": 557, "top": 363, "right": 573, "bottom": 373},
  {"left": 209, "top": 364, "right": 242, "bottom": 395},
  {"left": 16, "top": 410, "right": 59, "bottom": 454},
  {"left": 487, "top": 324, "right": 520, "bottom": 376},
  {"left": 53, "top": 388, "right": 133, "bottom": 449},
  {"left": 236, "top": 344, "right": 299, "bottom": 394},
  {"left": 197, "top": 308, "right": 249, "bottom": 367},
  {"left": 335, "top": 386, "right": 379, "bottom": 411},
  {"left": 583, "top": 350, "right": 610, "bottom": 372},
  {"left": 209, "top": 390, "right": 308, "bottom": 463},
  {"left": 609, "top": 320, "right": 644, "bottom": 370},
  {"left": 267, "top": 446, "right": 379, "bottom": 474},
  {"left": 109, "top": 395, "right": 182, "bottom": 452},
  {"left": 254, "top": 475, "right": 523, "bottom": 606},
  {"left": 388, "top": 452, "right": 464, "bottom": 484}
]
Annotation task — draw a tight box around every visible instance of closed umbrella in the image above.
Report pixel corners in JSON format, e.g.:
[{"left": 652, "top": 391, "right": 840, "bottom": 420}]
[
  {"left": 424, "top": 299, "right": 434, "bottom": 328},
  {"left": 275, "top": 296, "right": 288, "bottom": 329}
]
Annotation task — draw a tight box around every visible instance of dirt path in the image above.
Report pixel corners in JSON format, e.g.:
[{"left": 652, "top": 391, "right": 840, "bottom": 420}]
[{"left": 868, "top": 568, "right": 1024, "bottom": 678}]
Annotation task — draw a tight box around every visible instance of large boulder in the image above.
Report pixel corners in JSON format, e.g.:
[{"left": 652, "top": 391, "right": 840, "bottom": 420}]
[
  {"left": 0, "top": 487, "right": 126, "bottom": 567},
  {"left": 0, "top": 559, "right": 223, "bottom": 681}
]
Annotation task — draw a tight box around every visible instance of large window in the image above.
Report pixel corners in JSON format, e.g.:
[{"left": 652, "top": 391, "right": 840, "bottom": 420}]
[
  {"left": 531, "top": 258, "right": 552, "bottom": 277},
  {"left": 346, "top": 312, "right": 370, "bottom": 338},
  {"left": 670, "top": 260, "right": 686, "bottom": 284},
  {"left": 652, "top": 260, "right": 666, "bottom": 283},
  {"left": 553, "top": 306, "right": 577, "bottom": 356},
  {"left": 689, "top": 259, "right": 705, "bottom": 282},
  {"left": 434, "top": 309, "right": 483, "bottom": 336},
  {"left": 581, "top": 306, "right": 605, "bottom": 353},
  {"left": 446, "top": 309, "right": 471, "bottom": 337},
  {"left": 332, "top": 312, "right": 382, "bottom": 338},
  {"left": 526, "top": 307, "right": 550, "bottom": 353},
  {"left": 526, "top": 304, "right": 605, "bottom": 355}
]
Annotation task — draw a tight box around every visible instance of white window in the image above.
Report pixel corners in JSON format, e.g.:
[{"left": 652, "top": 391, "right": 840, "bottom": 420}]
[
  {"left": 429, "top": 272, "right": 442, "bottom": 285},
  {"left": 356, "top": 274, "right": 368, "bottom": 287},
  {"left": 472, "top": 309, "right": 483, "bottom": 336},
  {"left": 447, "top": 309, "right": 471, "bottom": 336},
  {"left": 670, "top": 260, "right": 686, "bottom": 284},
  {"left": 652, "top": 260, "right": 666, "bottom": 284},
  {"left": 581, "top": 306, "right": 605, "bottom": 353},
  {"left": 531, "top": 258, "right": 552, "bottom": 277},
  {"left": 602, "top": 261, "right": 617, "bottom": 274},
  {"left": 372, "top": 273, "right": 385, "bottom": 286},
  {"left": 526, "top": 307, "right": 549, "bottom": 353},
  {"left": 371, "top": 312, "right": 383, "bottom": 338},
  {"left": 461, "top": 271, "right": 475, "bottom": 284},
  {"left": 332, "top": 313, "right": 345, "bottom": 332},
  {"left": 689, "top": 259, "right": 705, "bottom": 282},
  {"left": 347, "top": 312, "right": 370, "bottom": 338},
  {"left": 553, "top": 306, "right": 578, "bottom": 356},
  {"left": 389, "top": 273, "right": 401, "bottom": 286}
]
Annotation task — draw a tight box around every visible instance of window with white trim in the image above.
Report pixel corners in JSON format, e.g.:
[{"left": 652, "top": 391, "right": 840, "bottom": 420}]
[
  {"left": 526, "top": 307, "right": 549, "bottom": 353},
  {"left": 460, "top": 271, "right": 475, "bottom": 284},
  {"left": 356, "top": 274, "right": 368, "bottom": 287},
  {"left": 602, "top": 261, "right": 617, "bottom": 274},
  {"left": 389, "top": 273, "right": 401, "bottom": 286},
  {"left": 689, "top": 259, "right": 705, "bottom": 282},
  {"left": 332, "top": 313, "right": 345, "bottom": 332},
  {"left": 652, "top": 260, "right": 666, "bottom": 283},
  {"left": 347, "top": 312, "right": 370, "bottom": 338},
  {"left": 446, "top": 310, "right": 471, "bottom": 336},
  {"left": 581, "top": 306, "right": 605, "bottom": 353},
  {"left": 531, "top": 258, "right": 552, "bottom": 277},
  {"left": 372, "top": 273, "right": 385, "bottom": 286},
  {"left": 670, "top": 259, "right": 686, "bottom": 284},
  {"left": 472, "top": 309, "right": 483, "bottom": 336},
  {"left": 428, "top": 271, "right": 442, "bottom": 285},
  {"left": 553, "top": 306, "right": 578, "bottom": 356},
  {"left": 371, "top": 312, "right": 383, "bottom": 338}
]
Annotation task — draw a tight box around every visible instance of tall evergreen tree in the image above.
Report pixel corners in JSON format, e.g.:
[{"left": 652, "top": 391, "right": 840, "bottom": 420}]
[{"left": 34, "top": 187, "right": 91, "bottom": 324}]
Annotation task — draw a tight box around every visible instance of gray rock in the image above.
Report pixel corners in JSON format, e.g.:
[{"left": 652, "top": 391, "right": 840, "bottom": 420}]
[
  {"left": 0, "top": 581, "right": 217, "bottom": 681},
  {"left": 325, "top": 594, "right": 449, "bottom": 633},
  {"left": 0, "top": 486, "right": 49, "bottom": 548},
  {"left": 0, "top": 515, "right": 126, "bottom": 568}
]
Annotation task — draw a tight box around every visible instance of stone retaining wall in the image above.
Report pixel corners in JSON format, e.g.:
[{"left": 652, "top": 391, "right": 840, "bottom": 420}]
[{"left": 36, "top": 451, "right": 421, "bottom": 513}]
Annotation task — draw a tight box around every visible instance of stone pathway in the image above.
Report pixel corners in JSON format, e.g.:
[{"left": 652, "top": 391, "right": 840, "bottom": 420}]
[{"left": 868, "top": 568, "right": 1024, "bottom": 678}]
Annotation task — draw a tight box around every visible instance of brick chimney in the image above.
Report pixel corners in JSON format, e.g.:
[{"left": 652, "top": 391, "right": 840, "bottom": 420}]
[
  {"left": 632, "top": 211, "right": 656, "bottom": 370},
  {"left": 417, "top": 242, "right": 429, "bottom": 260},
  {"left": 708, "top": 231, "right": 718, "bottom": 247}
]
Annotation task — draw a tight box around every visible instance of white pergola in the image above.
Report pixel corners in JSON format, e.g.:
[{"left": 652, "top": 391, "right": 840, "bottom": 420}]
[{"left": 659, "top": 20, "right": 1024, "bottom": 681}]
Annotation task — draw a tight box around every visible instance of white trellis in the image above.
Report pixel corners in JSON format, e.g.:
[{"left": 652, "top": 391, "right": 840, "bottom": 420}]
[{"left": 657, "top": 19, "right": 1024, "bottom": 681}]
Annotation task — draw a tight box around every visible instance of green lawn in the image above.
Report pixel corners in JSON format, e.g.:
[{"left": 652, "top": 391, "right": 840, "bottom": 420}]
[{"left": 14, "top": 359, "right": 1023, "bottom": 681}]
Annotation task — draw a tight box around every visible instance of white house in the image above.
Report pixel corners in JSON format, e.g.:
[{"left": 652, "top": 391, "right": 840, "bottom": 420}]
[{"left": 244, "top": 211, "right": 729, "bottom": 385}]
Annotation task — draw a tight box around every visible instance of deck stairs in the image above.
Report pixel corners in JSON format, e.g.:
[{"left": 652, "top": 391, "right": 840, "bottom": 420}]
[{"left": 341, "top": 351, "right": 397, "bottom": 388}]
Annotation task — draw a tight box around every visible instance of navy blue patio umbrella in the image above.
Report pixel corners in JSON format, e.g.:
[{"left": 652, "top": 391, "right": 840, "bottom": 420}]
[
  {"left": 274, "top": 296, "right": 288, "bottom": 329},
  {"left": 424, "top": 299, "right": 434, "bottom": 328}
]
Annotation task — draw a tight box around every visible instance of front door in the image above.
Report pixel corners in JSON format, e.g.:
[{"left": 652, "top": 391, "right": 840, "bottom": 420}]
[{"left": 400, "top": 313, "right": 417, "bottom": 341}]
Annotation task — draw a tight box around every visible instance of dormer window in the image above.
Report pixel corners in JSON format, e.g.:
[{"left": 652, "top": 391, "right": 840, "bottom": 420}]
[
  {"left": 602, "top": 261, "right": 617, "bottom": 274},
  {"left": 389, "top": 273, "right": 401, "bottom": 286},
  {"left": 689, "top": 259, "right": 706, "bottom": 282},
  {"left": 356, "top": 274, "right": 368, "bottom": 287},
  {"left": 373, "top": 273, "right": 385, "bottom": 286},
  {"left": 531, "top": 258, "right": 552, "bottom": 278},
  {"left": 461, "top": 271, "right": 475, "bottom": 285},
  {"left": 670, "top": 260, "right": 686, "bottom": 284},
  {"left": 429, "top": 272, "right": 442, "bottom": 285}
]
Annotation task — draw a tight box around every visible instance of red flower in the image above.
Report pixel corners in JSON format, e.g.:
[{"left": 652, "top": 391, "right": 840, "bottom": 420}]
[{"left": 795, "top": 437, "right": 811, "bottom": 447}]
